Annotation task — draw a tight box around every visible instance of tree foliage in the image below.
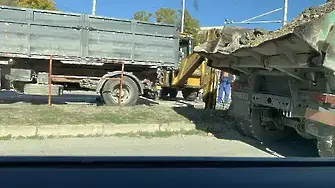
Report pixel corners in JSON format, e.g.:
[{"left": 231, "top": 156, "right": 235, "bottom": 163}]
[
  {"left": 155, "top": 8, "right": 178, "bottom": 25},
  {"left": 177, "top": 9, "right": 200, "bottom": 34},
  {"left": 19, "top": 0, "right": 57, "bottom": 10},
  {"left": 133, "top": 8, "right": 201, "bottom": 44},
  {"left": 0, "top": 0, "right": 57, "bottom": 11},
  {"left": 0, "top": 0, "right": 19, "bottom": 6},
  {"left": 133, "top": 10, "right": 153, "bottom": 22}
]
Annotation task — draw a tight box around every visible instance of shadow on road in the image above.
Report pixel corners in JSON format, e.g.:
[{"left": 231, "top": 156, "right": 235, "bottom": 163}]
[
  {"left": 173, "top": 107, "right": 319, "bottom": 158},
  {"left": 0, "top": 91, "right": 101, "bottom": 105},
  {"left": 0, "top": 91, "right": 157, "bottom": 106}
]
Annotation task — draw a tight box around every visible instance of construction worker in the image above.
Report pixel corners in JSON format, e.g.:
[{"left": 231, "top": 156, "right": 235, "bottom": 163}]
[{"left": 217, "top": 71, "right": 234, "bottom": 107}]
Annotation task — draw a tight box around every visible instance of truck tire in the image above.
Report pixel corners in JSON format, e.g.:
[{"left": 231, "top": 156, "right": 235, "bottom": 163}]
[
  {"left": 101, "top": 76, "right": 139, "bottom": 106},
  {"left": 228, "top": 101, "right": 254, "bottom": 138},
  {"left": 250, "top": 108, "right": 293, "bottom": 143},
  {"left": 235, "top": 119, "right": 255, "bottom": 138},
  {"left": 182, "top": 89, "right": 198, "bottom": 101},
  {"left": 168, "top": 88, "right": 178, "bottom": 98},
  {"left": 160, "top": 87, "right": 169, "bottom": 98},
  {"left": 317, "top": 137, "right": 334, "bottom": 157}
]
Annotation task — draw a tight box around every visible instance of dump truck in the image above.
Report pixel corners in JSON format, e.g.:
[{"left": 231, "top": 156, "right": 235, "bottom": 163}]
[
  {"left": 0, "top": 5, "right": 181, "bottom": 106},
  {"left": 195, "top": 1, "right": 335, "bottom": 157}
]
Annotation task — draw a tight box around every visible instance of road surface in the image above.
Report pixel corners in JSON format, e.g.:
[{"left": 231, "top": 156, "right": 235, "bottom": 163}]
[{"left": 0, "top": 135, "right": 277, "bottom": 157}]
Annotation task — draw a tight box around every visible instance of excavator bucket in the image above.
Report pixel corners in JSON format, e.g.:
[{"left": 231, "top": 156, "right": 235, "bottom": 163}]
[{"left": 194, "top": 8, "right": 335, "bottom": 75}]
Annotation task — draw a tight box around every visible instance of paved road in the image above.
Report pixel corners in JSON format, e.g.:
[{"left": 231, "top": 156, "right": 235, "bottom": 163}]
[{"left": 0, "top": 135, "right": 276, "bottom": 157}]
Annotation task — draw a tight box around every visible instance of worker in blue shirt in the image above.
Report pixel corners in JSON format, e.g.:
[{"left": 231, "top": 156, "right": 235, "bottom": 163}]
[{"left": 217, "top": 71, "right": 234, "bottom": 106}]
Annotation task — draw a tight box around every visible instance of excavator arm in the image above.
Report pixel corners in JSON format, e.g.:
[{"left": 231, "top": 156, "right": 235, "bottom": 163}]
[{"left": 171, "top": 29, "right": 222, "bottom": 109}]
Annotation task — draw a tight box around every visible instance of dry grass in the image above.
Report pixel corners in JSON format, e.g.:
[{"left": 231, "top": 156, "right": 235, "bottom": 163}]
[{"left": 0, "top": 104, "right": 191, "bottom": 126}]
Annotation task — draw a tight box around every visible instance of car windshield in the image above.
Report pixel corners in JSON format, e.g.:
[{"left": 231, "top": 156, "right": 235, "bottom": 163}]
[{"left": 0, "top": 0, "right": 333, "bottom": 159}]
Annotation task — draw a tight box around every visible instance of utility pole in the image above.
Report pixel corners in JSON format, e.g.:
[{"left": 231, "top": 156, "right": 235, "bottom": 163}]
[
  {"left": 181, "top": 0, "right": 185, "bottom": 33},
  {"left": 283, "top": 0, "right": 288, "bottom": 26},
  {"left": 92, "top": 0, "right": 97, "bottom": 15},
  {"left": 224, "top": 0, "right": 288, "bottom": 28}
]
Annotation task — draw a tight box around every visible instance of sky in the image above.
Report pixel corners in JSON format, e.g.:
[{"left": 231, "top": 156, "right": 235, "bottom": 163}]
[{"left": 53, "top": 0, "right": 328, "bottom": 31}]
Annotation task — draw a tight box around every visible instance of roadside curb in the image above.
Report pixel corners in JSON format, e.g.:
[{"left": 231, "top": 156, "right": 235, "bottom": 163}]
[{"left": 0, "top": 122, "right": 215, "bottom": 139}]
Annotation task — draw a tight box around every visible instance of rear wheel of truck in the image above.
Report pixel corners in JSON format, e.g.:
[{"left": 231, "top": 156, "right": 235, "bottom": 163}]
[
  {"left": 235, "top": 119, "right": 254, "bottom": 138},
  {"left": 101, "top": 76, "right": 139, "bottom": 106},
  {"left": 250, "top": 108, "right": 293, "bottom": 143},
  {"left": 317, "top": 137, "right": 334, "bottom": 157},
  {"left": 182, "top": 88, "right": 198, "bottom": 101},
  {"left": 160, "top": 87, "right": 169, "bottom": 98},
  {"left": 168, "top": 88, "right": 178, "bottom": 98},
  {"left": 228, "top": 100, "right": 254, "bottom": 137}
]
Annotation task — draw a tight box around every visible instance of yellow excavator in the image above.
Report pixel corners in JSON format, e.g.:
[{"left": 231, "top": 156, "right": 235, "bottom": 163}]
[{"left": 160, "top": 29, "right": 220, "bottom": 109}]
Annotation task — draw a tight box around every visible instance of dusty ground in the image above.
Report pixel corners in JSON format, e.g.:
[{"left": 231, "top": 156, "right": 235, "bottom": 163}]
[
  {"left": 0, "top": 90, "right": 320, "bottom": 158},
  {"left": 0, "top": 135, "right": 287, "bottom": 157},
  {"left": 0, "top": 135, "right": 318, "bottom": 158},
  {"left": 0, "top": 90, "right": 214, "bottom": 125},
  {"left": 0, "top": 102, "right": 226, "bottom": 126}
]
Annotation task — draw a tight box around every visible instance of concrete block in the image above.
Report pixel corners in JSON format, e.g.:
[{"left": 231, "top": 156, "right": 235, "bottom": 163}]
[
  {"left": 160, "top": 123, "right": 196, "bottom": 131},
  {"left": 37, "top": 124, "right": 103, "bottom": 136},
  {"left": 0, "top": 126, "right": 37, "bottom": 137},
  {"left": 103, "top": 124, "right": 159, "bottom": 135}
]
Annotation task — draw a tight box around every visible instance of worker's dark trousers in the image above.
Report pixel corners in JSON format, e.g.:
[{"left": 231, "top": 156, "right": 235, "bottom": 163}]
[{"left": 217, "top": 78, "right": 231, "bottom": 104}]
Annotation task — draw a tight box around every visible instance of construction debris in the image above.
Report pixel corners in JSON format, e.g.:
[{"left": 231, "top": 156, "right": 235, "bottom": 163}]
[
  {"left": 195, "top": 1, "right": 335, "bottom": 54},
  {"left": 249, "top": 0, "right": 335, "bottom": 46}
]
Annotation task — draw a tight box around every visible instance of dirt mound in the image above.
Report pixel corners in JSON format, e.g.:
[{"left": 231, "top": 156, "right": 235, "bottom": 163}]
[
  {"left": 195, "top": 1, "right": 335, "bottom": 54},
  {"left": 248, "top": 0, "right": 335, "bottom": 46}
]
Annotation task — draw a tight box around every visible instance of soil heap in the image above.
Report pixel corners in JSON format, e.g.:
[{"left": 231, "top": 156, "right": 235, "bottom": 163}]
[{"left": 194, "top": 1, "right": 335, "bottom": 54}]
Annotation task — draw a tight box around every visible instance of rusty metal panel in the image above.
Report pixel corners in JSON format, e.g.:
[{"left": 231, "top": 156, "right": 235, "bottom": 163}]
[
  {"left": 30, "top": 25, "right": 80, "bottom": 57},
  {"left": 32, "top": 10, "right": 81, "bottom": 27},
  {"left": 87, "top": 15, "right": 179, "bottom": 66},
  {"left": 0, "top": 6, "right": 26, "bottom": 22},
  {"left": 135, "top": 22, "right": 177, "bottom": 37},
  {"left": 0, "top": 22, "right": 29, "bottom": 53},
  {"left": 89, "top": 16, "right": 132, "bottom": 33},
  {"left": 0, "top": 6, "right": 179, "bottom": 67},
  {"left": 88, "top": 31, "right": 132, "bottom": 60}
]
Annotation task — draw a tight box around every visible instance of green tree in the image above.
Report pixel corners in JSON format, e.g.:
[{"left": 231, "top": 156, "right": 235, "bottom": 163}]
[
  {"left": 177, "top": 9, "right": 201, "bottom": 45},
  {"left": 155, "top": 7, "right": 178, "bottom": 24},
  {"left": 0, "top": 0, "right": 19, "bottom": 6},
  {"left": 177, "top": 9, "right": 200, "bottom": 35},
  {"left": 18, "top": 0, "right": 57, "bottom": 10},
  {"left": 133, "top": 7, "right": 202, "bottom": 46},
  {"left": 133, "top": 10, "right": 153, "bottom": 22},
  {"left": 0, "top": 0, "right": 57, "bottom": 10}
]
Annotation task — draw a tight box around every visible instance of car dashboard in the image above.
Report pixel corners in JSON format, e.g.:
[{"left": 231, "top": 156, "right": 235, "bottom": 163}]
[{"left": 0, "top": 157, "right": 334, "bottom": 187}]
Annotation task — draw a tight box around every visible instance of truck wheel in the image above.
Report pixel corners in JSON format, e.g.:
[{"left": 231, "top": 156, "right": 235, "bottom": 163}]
[
  {"left": 235, "top": 119, "right": 254, "bottom": 138},
  {"left": 101, "top": 76, "right": 139, "bottom": 106},
  {"left": 317, "top": 137, "right": 334, "bottom": 157},
  {"left": 168, "top": 88, "right": 178, "bottom": 98},
  {"left": 250, "top": 108, "right": 293, "bottom": 143},
  {"left": 182, "top": 89, "right": 198, "bottom": 101},
  {"left": 228, "top": 101, "right": 254, "bottom": 138},
  {"left": 160, "top": 87, "right": 169, "bottom": 98}
]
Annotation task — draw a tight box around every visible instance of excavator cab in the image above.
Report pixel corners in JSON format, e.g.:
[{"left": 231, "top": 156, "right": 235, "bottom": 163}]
[
  {"left": 179, "top": 33, "right": 193, "bottom": 59},
  {"left": 160, "top": 30, "right": 219, "bottom": 108}
]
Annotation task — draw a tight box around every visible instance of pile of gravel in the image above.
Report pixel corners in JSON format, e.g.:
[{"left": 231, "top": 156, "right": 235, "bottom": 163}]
[
  {"left": 195, "top": 1, "right": 335, "bottom": 54},
  {"left": 248, "top": 0, "right": 335, "bottom": 46}
]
